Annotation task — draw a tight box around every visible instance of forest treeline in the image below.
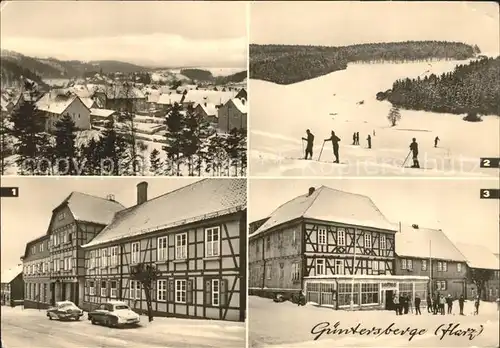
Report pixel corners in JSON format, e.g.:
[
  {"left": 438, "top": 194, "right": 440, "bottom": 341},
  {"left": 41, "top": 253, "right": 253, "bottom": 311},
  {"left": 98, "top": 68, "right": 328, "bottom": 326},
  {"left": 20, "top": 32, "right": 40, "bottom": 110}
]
[
  {"left": 386, "top": 57, "right": 500, "bottom": 116},
  {"left": 250, "top": 41, "right": 478, "bottom": 84}
]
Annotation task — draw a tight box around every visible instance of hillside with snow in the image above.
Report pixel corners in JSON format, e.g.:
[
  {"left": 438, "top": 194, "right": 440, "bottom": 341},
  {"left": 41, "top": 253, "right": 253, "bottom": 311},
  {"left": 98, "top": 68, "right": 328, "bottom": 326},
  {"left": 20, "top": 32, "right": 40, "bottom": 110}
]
[{"left": 249, "top": 58, "right": 500, "bottom": 177}]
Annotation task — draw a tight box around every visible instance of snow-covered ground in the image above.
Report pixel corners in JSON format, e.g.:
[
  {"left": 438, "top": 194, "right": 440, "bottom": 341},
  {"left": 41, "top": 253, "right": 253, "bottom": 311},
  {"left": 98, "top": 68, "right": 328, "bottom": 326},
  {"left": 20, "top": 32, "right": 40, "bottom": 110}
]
[
  {"left": 249, "top": 296, "right": 499, "bottom": 348},
  {"left": 1, "top": 306, "right": 245, "bottom": 348},
  {"left": 249, "top": 59, "right": 500, "bottom": 177}
]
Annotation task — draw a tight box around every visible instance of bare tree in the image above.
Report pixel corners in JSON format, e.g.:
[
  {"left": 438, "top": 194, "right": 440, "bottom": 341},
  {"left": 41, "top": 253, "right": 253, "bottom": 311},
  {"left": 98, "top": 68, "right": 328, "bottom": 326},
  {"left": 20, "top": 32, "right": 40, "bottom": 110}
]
[{"left": 130, "top": 263, "right": 161, "bottom": 322}]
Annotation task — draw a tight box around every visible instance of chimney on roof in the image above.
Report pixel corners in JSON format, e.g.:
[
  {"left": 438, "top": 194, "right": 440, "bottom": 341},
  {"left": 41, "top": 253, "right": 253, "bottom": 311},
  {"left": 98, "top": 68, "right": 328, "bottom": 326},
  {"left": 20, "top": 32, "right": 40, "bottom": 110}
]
[
  {"left": 137, "top": 181, "right": 148, "bottom": 205},
  {"left": 308, "top": 187, "right": 315, "bottom": 197},
  {"left": 106, "top": 194, "right": 115, "bottom": 201},
  {"left": 412, "top": 224, "right": 419, "bottom": 229}
]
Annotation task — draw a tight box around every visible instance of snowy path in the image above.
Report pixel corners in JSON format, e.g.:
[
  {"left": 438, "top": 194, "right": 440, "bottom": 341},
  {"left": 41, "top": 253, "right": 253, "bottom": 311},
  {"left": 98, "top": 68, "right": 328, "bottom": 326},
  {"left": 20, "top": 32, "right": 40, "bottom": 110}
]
[
  {"left": 1, "top": 306, "right": 245, "bottom": 348},
  {"left": 249, "top": 296, "right": 499, "bottom": 348}
]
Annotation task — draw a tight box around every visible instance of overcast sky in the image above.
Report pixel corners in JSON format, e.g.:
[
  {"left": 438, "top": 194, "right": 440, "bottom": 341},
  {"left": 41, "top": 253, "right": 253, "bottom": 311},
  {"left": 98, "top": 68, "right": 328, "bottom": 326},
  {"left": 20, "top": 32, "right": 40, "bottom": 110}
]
[
  {"left": 251, "top": 2, "right": 500, "bottom": 54},
  {"left": 0, "top": 1, "right": 247, "bottom": 67},
  {"left": 249, "top": 178, "right": 500, "bottom": 254},
  {"left": 0, "top": 177, "right": 201, "bottom": 270}
]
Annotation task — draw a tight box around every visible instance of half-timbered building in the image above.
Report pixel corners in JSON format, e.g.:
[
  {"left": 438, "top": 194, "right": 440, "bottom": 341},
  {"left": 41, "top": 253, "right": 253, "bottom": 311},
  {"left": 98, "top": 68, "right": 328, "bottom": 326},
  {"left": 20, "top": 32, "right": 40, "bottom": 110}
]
[
  {"left": 81, "top": 179, "right": 247, "bottom": 322},
  {"left": 395, "top": 224, "right": 467, "bottom": 298},
  {"left": 46, "top": 192, "right": 125, "bottom": 306},
  {"left": 249, "top": 186, "right": 429, "bottom": 310}
]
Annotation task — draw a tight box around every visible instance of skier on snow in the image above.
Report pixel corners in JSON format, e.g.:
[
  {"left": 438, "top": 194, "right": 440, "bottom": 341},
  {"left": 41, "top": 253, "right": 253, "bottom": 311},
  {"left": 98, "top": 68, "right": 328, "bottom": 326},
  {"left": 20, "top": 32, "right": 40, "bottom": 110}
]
[
  {"left": 367, "top": 134, "right": 372, "bottom": 149},
  {"left": 409, "top": 138, "right": 420, "bottom": 168},
  {"left": 324, "top": 130, "right": 341, "bottom": 163},
  {"left": 355, "top": 132, "right": 360, "bottom": 145},
  {"left": 434, "top": 136, "right": 440, "bottom": 148},
  {"left": 302, "top": 129, "right": 315, "bottom": 160},
  {"left": 352, "top": 132, "right": 356, "bottom": 145}
]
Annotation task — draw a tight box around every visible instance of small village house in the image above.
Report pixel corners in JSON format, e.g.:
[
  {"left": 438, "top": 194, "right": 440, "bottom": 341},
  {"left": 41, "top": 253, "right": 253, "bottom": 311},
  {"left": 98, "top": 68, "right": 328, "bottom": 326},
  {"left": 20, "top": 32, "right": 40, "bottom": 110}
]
[
  {"left": 35, "top": 91, "right": 91, "bottom": 132},
  {"left": 94, "top": 84, "right": 146, "bottom": 112},
  {"left": 249, "top": 186, "right": 429, "bottom": 311},
  {"left": 90, "top": 108, "right": 118, "bottom": 125},
  {"left": 194, "top": 102, "right": 218, "bottom": 124},
  {"left": 156, "top": 93, "right": 184, "bottom": 110},
  {"left": 395, "top": 224, "right": 468, "bottom": 298},
  {"left": 21, "top": 235, "right": 51, "bottom": 309},
  {"left": 1, "top": 266, "right": 24, "bottom": 306},
  {"left": 218, "top": 98, "right": 247, "bottom": 133},
  {"left": 81, "top": 179, "right": 247, "bottom": 322}
]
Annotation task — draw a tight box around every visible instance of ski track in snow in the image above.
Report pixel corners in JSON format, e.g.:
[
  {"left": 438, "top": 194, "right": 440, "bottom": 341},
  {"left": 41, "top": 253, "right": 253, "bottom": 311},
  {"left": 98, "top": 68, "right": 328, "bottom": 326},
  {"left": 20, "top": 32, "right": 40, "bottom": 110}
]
[{"left": 249, "top": 59, "right": 499, "bottom": 177}]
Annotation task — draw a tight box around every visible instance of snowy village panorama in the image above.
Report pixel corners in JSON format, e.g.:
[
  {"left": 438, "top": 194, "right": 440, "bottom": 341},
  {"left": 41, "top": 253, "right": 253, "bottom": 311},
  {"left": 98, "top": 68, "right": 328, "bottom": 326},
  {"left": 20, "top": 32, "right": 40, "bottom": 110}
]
[{"left": 0, "top": 1, "right": 248, "bottom": 176}]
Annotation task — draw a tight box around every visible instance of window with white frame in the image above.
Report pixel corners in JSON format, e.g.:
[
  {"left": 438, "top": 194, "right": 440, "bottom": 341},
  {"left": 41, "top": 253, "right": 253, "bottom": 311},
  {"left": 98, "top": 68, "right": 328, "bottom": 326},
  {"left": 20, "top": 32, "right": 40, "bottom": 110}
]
[
  {"left": 422, "top": 260, "right": 427, "bottom": 271},
  {"left": 89, "top": 281, "right": 95, "bottom": 295},
  {"left": 443, "top": 262, "right": 447, "bottom": 272},
  {"left": 407, "top": 259, "right": 413, "bottom": 270},
  {"left": 361, "top": 283, "right": 379, "bottom": 305},
  {"left": 175, "top": 279, "right": 186, "bottom": 303},
  {"left": 175, "top": 233, "right": 187, "bottom": 259},
  {"left": 101, "top": 249, "right": 108, "bottom": 267},
  {"left": 292, "top": 230, "right": 297, "bottom": 245},
  {"left": 292, "top": 262, "right": 300, "bottom": 281},
  {"left": 212, "top": 279, "right": 220, "bottom": 306},
  {"left": 157, "top": 280, "right": 167, "bottom": 301},
  {"left": 266, "top": 265, "right": 271, "bottom": 279},
  {"left": 379, "top": 235, "right": 386, "bottom": 250},
  {"left": 90, "top": 251, "right": 96, "bottom": 269},
  {"left": 364, "top": 233, "right": 372, "bottom": 249},
  {"left": 335, "top": 260, "right": 344, "bottom": 275},
  {"left": 457, "top": 263, "right": 462, "bottom": 272},
  {"left": 316, "top": 259, "right": 325, "bottom": 275},
  {"left": 110, "top": 281, "right": 117, "bottom": 298},
  {"left": 63, "top": 232, "right": 68, "bottom": 244},
  {"left": 131, "top": 242, "right": 140, "bottom": 264},
  {"left": 54, "top": 233, "right": 59, "bottom": 246},
  {"left": 110, "top": 246, "right": 118, "bottom": 266},
  {"left": 53, "top": 260, "right": 58, "bottom": 272},
  {"left": 437, "top": 262, "right": 443, "bottom": 271},
  {"left": 337, "top": 229, "right": 346, "bottom": 246},
  {"left": 489, "top": 288, "right": 492, "bottom": 297},
  {"left": 58, "top": 212, "right": 66, "bottom": 221},
  {"left": 372, "top": 260, "right": 379, "bottom": 273},
  {"left": 130, "top": 280, "right": 141, "bottom": 300},
  {"left": 401, "top": 259, "right": 407, "bottom": 269},
  {"left": 40, "top": 243, "right": 44, "bottom": 252},
  {"left": 205, "top": 227, "right": 220, "bottom": 257},
  {"left": 318, "top": 228, "right": 327, "bottom": 245},
  {"left": 157, "top": 237, "right": 168, "bottom": 261},
  {"left": 379, "top": 261, "right": 386, "bottom": 272},
  {"left": 101, "top": 281, "right": 107, "bottom": 297}
]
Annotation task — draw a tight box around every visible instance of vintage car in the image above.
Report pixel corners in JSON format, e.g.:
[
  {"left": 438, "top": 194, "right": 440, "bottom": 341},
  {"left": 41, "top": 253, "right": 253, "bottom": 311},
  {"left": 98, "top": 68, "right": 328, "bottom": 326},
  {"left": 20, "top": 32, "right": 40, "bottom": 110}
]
[
  {"left": 88, "top": 301, "right": 140, "bottom": 327},
  {"left": 46, "top": 301, "right": 84, "bottom": 321}
]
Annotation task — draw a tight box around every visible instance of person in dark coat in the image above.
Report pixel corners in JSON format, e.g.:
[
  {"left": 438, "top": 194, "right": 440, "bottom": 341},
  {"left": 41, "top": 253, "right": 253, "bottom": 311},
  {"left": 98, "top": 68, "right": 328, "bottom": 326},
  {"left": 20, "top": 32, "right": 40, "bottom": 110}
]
[
  {"left": 393, "top": 294, "right": 400, "bottom": 315},
  {"left": 367, "top": 134, "right": 372, "bottom": 149},
  {"left": 403, "top": 295, "right": 409, "bottom": 314},
  {"left": 458, "top": 294, "right": 465, "bottom": 315},
  {"left": 399, "top": 294, "right": 404, "bottom": 315},
  {"left": 297, "top": 290, "right": 306, "bottom": 306},
  {"left": 352, "top": 132, "right": 356, "bottom": 145},
  {"left": 474, "top": 296, "right": 480, "bottom": 315},
  {"left": 409, "top": 138, "right": 420, "bottom": 168},
  {"left": 446, "top": 294, "right": 453, "bottom": 314},
  {"left": 426, "top": 294, "right": 432, "bottom": 313},
  {"left": 415, "top": 294, "right": 421, "bottom": 315},
  {"left": 356, "top": 132, "right": 360, "bottom": 145},
  {"left": 302, "top": 129, "right": 314, "bottom": 160},
  {"left": 434, "top": 136, "right": 440, "bottom": 148},
  {"left": 324, "top": 131, "right": 341, "bottom": 163}
]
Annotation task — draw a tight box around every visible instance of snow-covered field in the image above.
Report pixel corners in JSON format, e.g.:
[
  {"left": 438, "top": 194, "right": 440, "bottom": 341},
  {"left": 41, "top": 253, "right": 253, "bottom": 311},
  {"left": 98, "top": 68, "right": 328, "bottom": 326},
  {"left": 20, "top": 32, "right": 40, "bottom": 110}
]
[
  {"left": 1, "top": 306, "right": 245, "bottom": 348},
  {"left": 249, "top": 59, "right": 500, "bottom": 177},
  {"left": 249, "top": 296, "right": 499, "bottom": 348}
]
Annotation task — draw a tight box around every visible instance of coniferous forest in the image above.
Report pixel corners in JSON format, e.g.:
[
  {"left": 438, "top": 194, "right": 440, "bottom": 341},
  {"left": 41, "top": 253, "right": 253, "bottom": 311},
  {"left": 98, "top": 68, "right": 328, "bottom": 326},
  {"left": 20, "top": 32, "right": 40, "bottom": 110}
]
[
  {"left": 250, "top": 41, "right": 478, "bottom": 85},
  {"left": 386, "top": 57, "right": 500, "bottom": 116}
]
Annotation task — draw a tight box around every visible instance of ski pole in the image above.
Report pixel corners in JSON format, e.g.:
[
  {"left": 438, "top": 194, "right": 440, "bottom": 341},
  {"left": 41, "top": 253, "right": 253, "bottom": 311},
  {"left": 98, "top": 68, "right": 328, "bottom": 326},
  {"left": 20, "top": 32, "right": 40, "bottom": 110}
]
[
  {"left": 318, "top": 141, "right": 325, "bottom": 161},
  {"left": 402, "top": 150, "right": 411, "bottom": 167}
]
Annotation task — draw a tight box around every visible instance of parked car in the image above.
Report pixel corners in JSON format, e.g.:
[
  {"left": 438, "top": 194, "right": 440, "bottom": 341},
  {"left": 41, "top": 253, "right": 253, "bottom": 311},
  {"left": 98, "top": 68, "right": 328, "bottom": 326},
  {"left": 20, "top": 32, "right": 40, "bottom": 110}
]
[
  {"left": 88, "top": 301, "right": 140, "bottom": 327},
  {"left": 47, "top": 301, "right": 84, "bottom": 321}
]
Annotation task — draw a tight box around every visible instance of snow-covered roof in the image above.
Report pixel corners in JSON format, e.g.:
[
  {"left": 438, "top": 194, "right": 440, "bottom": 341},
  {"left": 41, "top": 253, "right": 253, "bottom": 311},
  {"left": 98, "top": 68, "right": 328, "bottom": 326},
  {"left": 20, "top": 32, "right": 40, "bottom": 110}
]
[
  {"left": 55, "top": 192, "right": 125, "bottom": 226},
  {"left": 82, "top": 178, "right": 246, "bottom": 248},
  {"left": 183, "top": 90, "right": 234, "bottom": 105},
  {"left": 1, "top": 266, "right": 23, "bottom": 284},
  {"left": 396, "top": 225, "right": 466, "bottom": 262},
  {"left": 252, "top": 186, "right": 395, "bottom": 237},
  {"left": 95, "top": 85, "right": 145, "bottom": 99},
  {"left": 231, "top": 98, "right": 247, "bottom": 114},
  {"left": 455, "top": 243, "right": 500, "bottom": 270},
  {"left": 157, "top": 93, "right": 183, "bottom": 105},
  {"left": 80, "top": 97, "right": 96, "bottom": 109},
  {"left": 35, "top": 92, "right": 79, "bottom": 115},
  {"left": 90, "top": 108, "right": 116, "bottom": 117},
  {"left": 305, "top": 274, "right": 429, "bottom": 281},
  {"left": 147, "top": 91, "right": 161, "bottom": 103},
  {"left": 197, "top": 102, "right": 217, "bottom": 117}
]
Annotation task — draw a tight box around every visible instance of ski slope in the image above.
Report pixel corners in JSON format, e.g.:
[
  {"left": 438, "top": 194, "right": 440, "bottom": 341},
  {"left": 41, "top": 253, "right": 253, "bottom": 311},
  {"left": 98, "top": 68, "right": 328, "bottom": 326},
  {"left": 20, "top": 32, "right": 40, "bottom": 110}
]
[{"left": 249, "top": 59, "right": 500, "bottom": 177}]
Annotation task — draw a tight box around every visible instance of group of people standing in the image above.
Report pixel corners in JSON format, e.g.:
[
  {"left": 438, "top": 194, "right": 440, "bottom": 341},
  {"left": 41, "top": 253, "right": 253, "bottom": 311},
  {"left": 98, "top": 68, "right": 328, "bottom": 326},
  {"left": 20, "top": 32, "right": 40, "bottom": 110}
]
[{"left": 392, "top": 292, "right": 481, "bottom": 316}]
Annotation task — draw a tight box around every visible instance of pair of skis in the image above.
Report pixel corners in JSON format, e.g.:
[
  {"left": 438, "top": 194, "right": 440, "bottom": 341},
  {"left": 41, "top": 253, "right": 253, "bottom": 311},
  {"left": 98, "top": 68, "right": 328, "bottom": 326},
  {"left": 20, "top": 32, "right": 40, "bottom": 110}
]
[{"left": 301, "top": 139, "right": 343, "bottom": 164}]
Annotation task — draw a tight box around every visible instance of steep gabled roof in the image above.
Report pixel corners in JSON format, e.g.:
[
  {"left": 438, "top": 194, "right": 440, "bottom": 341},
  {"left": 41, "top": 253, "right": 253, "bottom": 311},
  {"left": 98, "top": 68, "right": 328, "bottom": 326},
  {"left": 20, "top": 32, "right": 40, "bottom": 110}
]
[
  {"left": 1, "top": 266, "right": 23, "bottom": 284},
  {"left": 396, "top": 225, "right": 466, "bottom": 262},
  {"left": 455, "top": 243, "right": 500, "bottom": 270},
  {"left": 253, "top": 186, "right": 395, "bottom": 237},
  {"left": 82, "top": 178, "right": 246, "bottom": 248},
  {"left": 52, "top": 192, "right": 125, "bottom": 227}
]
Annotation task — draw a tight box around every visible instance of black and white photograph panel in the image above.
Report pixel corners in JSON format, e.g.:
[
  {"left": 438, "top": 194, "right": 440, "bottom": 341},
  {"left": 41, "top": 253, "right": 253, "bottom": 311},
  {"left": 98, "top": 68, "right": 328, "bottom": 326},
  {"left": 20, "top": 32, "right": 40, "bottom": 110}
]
[
  {"left": 249, "top": 2, "right": 499, "bottom": 177},
  {"left": 0, "top": 177, "right": 247, "bottom": 348},
  {"left": 248, "top": 178, "right": 500, "bottom": 348},
  {"left": 0, "top": 1, "right": 247, "bottom": 177}
]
